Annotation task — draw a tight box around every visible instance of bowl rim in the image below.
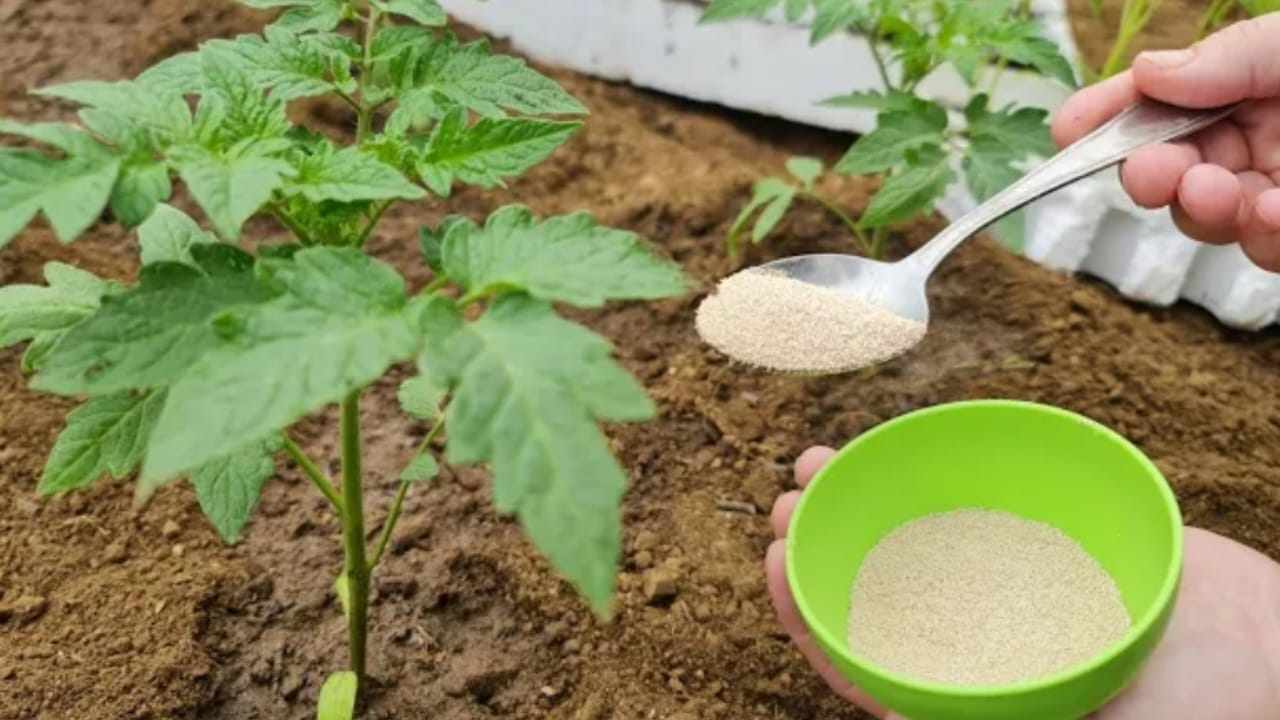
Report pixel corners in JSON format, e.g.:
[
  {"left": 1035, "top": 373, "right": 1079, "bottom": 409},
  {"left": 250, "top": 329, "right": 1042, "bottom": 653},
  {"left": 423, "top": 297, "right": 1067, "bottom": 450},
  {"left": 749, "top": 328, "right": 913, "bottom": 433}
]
[{"left": 786, "top": 399, "right": 1184, "bottom": 699}]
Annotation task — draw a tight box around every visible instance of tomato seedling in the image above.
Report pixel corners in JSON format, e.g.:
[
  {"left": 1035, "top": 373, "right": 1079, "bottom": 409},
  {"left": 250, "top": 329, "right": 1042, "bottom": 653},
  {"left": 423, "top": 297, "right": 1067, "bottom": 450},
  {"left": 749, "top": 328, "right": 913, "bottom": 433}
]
[
  {"left": 0, "top": 0, "right": 688, "bottom": 716},
  {"left": 701, "top": 0, "right": 1076, "bottom": 258}
]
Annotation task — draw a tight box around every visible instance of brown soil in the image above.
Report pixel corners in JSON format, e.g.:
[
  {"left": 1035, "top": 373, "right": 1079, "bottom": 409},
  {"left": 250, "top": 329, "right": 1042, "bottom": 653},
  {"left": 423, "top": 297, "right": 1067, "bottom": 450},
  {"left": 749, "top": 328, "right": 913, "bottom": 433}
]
[
  {"left": 3, "top": 2, "right": 1280, "bottom": 719},
  {"left": 1067, "top": 0, "right": 1242, "bottom": 76}
]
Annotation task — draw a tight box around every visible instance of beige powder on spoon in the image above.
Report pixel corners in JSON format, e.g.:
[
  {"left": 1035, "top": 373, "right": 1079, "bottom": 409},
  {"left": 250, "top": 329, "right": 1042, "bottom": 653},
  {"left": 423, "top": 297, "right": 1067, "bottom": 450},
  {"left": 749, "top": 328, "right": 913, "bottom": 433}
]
[
  {"left": 848, "top": 509, "right": 1132, "bottom": 687},
  {"left": 695, "top": 269, "right": 926, "bottom": 373}
]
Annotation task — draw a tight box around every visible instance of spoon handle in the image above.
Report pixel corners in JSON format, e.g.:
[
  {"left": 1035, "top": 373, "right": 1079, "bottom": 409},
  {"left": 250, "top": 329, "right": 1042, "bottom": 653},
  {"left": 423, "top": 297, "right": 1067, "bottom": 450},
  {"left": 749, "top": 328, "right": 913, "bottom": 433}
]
[{"left": 906, "top": 99, "right": 1240, "bottom": 276}]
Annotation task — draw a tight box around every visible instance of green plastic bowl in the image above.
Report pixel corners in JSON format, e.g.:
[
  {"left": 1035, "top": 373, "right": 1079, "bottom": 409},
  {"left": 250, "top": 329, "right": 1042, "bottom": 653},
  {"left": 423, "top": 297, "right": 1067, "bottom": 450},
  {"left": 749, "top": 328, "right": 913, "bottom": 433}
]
[{"left": 787, "top": 400, "right": 1182, "bottom": 720}]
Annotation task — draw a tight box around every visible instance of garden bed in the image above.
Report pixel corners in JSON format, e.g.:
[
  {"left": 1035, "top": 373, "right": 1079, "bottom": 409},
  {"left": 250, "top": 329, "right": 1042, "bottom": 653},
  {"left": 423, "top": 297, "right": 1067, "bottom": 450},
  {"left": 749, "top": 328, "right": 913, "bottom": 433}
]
[{"left": 2, "top": 2, "right": 1279, "bottom": 719}]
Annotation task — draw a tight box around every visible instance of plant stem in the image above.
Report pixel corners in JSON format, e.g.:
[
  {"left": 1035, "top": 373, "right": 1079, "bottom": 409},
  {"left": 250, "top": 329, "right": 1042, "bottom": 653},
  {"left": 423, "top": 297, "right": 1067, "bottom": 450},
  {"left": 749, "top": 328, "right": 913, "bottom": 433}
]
[
  {"left": 339, "top": 391, "right": 370, "bottom": 683},
  {"left": 803, "top": 191, "right": 874, "bottom": 256},
  {"left": 866, "top": 38, "right": 893, "bottom": 91},
  {"left": 356, "top": 4, "right": 383, "bottom": 144},
  {"left": 423, "top": 275, "right": 450, "bottom": 294},
  {"left": 284, "top": 436, "right": 344, "bottom": 514},
  {"left": 369, "top": 418, "right": 445, "bottom": 569},
  {"left": 271, "top": 205, "right": 316, "bottom": 246},
  {"left": 355, "top": 199, "right": 394, "bottom": 249},
  {"left": 1100, "top": 0, "right": 1161, "bottom": 79},
  {"left": 870, "top": 226, "right": 890, "bottom": 259}
]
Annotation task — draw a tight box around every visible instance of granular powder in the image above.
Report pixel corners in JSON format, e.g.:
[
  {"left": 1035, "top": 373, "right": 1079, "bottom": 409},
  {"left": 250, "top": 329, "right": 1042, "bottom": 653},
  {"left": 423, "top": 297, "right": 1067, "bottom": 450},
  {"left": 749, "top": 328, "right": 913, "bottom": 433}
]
[
  {"left": 847, "top": 509, "right": 1131, "bottom": 686},
  {"left": 694, "top": 269, "right": 926, "bottom": 373}
]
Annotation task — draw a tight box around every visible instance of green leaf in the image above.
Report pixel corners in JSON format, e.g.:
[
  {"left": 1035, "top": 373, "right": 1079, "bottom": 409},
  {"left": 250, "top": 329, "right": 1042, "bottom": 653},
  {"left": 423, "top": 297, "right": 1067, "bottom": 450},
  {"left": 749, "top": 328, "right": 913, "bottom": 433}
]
[
  {"left": 400, "top": 452, "right": 438, "bottom": 483},
  {"left": 203, "top": 28, "right": 358, "bottom": 102},
  {"left": 385, "top": 35, "right": 586, "bottom": 132},
  {"left": 241, "top": 0, "right": 348, "bottom": 34},
  {"left": 964, "top": 94, "right": 1056, "bottom": 158},
  {"left": 818, "top": 89, "right": 917, "bottom": 112},
  {"left": 0, "top": 122, "right": 123, "bottom": 247},
  {"left": 963, "top": 137, "right": 1021, "bottom": 202},
  {"left": 144, "top": 248, "right": 421, "bottom": 479},
  {"left": 285, "top": 143, "right": 425, "bottom": 203},
  {"left": 784, "top": 0, "right": 809, "bottom": 21},
  {"left": 785, "top": 156, "right": 823, "bottom": 189},
  {"left": 193, "top": 49, "right": 292, "bottom": 149},
  {"left": 110, "top": 161, "right": 173, "bottom": 228},
  {"left": 727, "top": 177, "right": 795, "bottom": 253},
  {"left": 334, "top": 574, "right": 350, "bottom": 620},
  {"left": 423, "top": 295, "right": 657, "bottom": 614},
  {"left": 36, "top": 80, "right": 192, "bottom": 152},
  {"left": 138, "top": 204, "right": 218, "bottom": 267},
  {"left": 398, "top": 375, "right": 444, "bottom": 419},
  {"left": 39, "top": 390, "right": 166, "bottom": 496},
  {"left": 810, "top": 0, "right": 866, "bottom": 43},
  {"left": 190, "top": 435, "right": 282, "bottom": 543},
  {"left": 963, "top": 135, "right": 1026, "bottom": 251},
  {"left": 316, "top": 671, "right": 358, "bottom": 720},
  {"left": 859, "top": 149, "right": 955, "bottom": 228},
  {"left": 418, "top": 219, "right": 462, "bottom": 274},
  {"left": 700, "top": 0, "right": 781, "bottom": 22},
  {"left": 990, "top": 27, "right": 1078, "bottom": 88},
  {"left": 441, "top": 205, "right": 688, "bottom": 307},
  {"left": 835, "top": 100, "right": 948, "bottom": 175},
  {"left": 373, "top": 0, "right": 446, "bottom": 26},
  {"left": 416, "top": 110, "right": 580, "bottom": 196},
  {"left": 138, "top": 52, "right": 206, "bottom": 96},
  {"left": 0, "top": 262, "right": 112, "bottom": 349},
  {"left": 753, "top": 189, "right": 796, "bottom": 244},
  {"left": 34, "top": 255, "right": 279, "bottom": 396},
  {"left": 1241, "top": 0, "right": 1280, "bottom": 15},
  {"left": 173, "top": 144, "right": 295, "bottom": 240}
]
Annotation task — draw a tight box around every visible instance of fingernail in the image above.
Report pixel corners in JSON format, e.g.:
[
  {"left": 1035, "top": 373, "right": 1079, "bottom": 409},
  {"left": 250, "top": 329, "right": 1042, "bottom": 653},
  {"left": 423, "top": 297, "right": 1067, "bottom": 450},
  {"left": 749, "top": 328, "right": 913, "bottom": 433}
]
[
  {"left": 1138, "top": 48, "right": 1195, "bottom": 69},
  {"left": 1257, "top": 190, "right": 1280, "bottom": 228}
]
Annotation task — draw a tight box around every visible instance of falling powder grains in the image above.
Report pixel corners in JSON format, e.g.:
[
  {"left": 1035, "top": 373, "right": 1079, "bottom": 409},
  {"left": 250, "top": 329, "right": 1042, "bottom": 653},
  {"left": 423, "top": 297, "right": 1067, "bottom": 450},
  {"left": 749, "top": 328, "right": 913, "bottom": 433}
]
[
  {"left": 695, "top": 269, "right": 926, "bottom": 373},
  {"left": 848, "top": 509, "right": 1132, "bottom": 687}
]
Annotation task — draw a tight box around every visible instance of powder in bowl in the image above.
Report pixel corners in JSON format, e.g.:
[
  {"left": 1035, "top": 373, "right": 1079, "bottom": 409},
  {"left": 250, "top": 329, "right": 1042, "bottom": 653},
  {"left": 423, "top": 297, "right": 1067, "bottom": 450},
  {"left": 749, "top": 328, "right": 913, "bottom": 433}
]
[{"left": 847, "top": 509, "right": 1132, "bottom": 687}]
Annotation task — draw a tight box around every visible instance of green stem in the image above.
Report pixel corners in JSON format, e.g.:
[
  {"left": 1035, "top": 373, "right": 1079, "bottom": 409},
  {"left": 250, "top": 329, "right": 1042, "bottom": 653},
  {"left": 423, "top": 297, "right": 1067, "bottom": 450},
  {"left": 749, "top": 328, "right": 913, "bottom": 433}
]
[
  {"left": 355, "top": 200, "right": 394, "bottom": 249},
  {"left": 804, "top": 191, "right": 874, "bottom": 256},
  {"left": 339, "top": 391, "right": 370, "bottom": 683},
  {"left": 423, "top": 275, "right": 450, "bottom": 294},
  {"left": 284, "top": 436, "right": 344, "bottom": 514},
  {"left": 867, "top": 37, "right": 893, "bottom": 91},
  {"left": 369, "top": 418, "right": 445, "bottom": 569},
  {"left": 870, "top": 226, "right": 890, "bottom": 260},
  {"left": 271, "top": 205, "right": 315, "bottom": 246},
  {"left": 356, "top": 4, "right": 383, "bottom": 144},
  {"left": 458, "top": 290, "right": 488, "bottom": 308}
]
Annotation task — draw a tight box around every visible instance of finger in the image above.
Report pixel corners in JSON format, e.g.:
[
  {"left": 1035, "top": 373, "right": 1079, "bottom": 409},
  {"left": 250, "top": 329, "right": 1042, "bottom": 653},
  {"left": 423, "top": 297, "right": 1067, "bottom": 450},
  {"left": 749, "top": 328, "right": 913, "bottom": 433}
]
[
  {"left": 1133, "top": 14, "right": 1280, "bottom": 107},
  {"left": 766, "top": 541, "right": 893, "bottom": 717},
  {"left": 1256, "top": 188, "right": 1280, "bottom": 229},
  {"left": 1120, "top": 142, "right": 1199, "bottom": 208},
  {"left": 1176, "top": 164, "right": 1244, "bottom": 231},
  {"left": 1171, "top": 203, "right": 1237, "bottom": 245},
  {"left": 1052, "top": 71, "right": 1139, "bottom": 148},
  {"left": 1192, "top": 122, "right": 1251, "bottom": 172},
  {"left": 1235, "top": 172, "right": 1280, "bottom": 271},
  {"left": 794, "top": 446, "right": 836, "bottom": 488},
  {"left": 1234, "top": 98, "right": 1280, "bottom": 174},
  {"left": 772, "top": 491, "right": 802, "bottom": 539}
]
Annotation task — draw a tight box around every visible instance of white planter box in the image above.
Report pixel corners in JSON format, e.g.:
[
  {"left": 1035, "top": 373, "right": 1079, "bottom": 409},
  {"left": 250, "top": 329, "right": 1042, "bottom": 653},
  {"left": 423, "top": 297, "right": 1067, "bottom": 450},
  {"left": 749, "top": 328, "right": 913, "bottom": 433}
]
[{"left": 441, "top": 0, "right": 1280, "bottom": 329}]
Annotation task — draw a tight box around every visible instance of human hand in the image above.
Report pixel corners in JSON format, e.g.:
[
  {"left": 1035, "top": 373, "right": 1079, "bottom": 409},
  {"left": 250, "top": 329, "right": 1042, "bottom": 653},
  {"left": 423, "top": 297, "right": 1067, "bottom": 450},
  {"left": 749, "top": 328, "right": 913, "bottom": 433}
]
[
  {"left": 1050, "top": 14, "right": 1280, "bottom": 270},
  {"left": 766, "top": 446, "right": 1280, "bottom": 719}
]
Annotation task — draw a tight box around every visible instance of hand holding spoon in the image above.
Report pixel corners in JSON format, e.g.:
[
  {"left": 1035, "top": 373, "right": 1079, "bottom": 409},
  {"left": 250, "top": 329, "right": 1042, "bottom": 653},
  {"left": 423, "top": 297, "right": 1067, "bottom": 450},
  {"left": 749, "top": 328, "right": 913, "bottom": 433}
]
[{"left": 697, "top": 100, "right": 1239, "bottom": 375}]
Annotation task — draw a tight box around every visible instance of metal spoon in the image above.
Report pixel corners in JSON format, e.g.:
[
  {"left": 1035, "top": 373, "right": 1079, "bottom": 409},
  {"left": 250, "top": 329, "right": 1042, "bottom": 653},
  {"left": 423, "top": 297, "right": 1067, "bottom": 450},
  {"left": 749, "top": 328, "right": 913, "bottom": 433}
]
[{"left": 758, "top": 99, "right": 1239, "bottom": 329}]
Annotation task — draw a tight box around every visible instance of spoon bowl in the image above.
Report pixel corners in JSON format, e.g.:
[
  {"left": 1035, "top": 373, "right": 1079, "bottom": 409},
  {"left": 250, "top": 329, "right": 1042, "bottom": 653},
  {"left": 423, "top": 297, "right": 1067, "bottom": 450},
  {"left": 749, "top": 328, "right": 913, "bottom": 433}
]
[{"left": 759, "top": 252, "right": 931, "bottom": 324}]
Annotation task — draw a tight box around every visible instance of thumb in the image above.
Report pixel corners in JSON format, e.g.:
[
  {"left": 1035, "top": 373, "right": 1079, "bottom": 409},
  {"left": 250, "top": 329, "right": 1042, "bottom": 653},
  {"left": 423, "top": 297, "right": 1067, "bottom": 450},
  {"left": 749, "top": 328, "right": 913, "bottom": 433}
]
[{"left": 1132, "top": 14, "right": 1280, "bottom": 108}]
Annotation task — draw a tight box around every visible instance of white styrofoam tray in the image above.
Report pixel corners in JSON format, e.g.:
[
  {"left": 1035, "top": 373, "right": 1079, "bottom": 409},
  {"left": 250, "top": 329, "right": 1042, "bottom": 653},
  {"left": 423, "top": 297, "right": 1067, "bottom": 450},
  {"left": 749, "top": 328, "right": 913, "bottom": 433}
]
[{"left": 440, "top": 0, "right": 1280, "bottom": 330}]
